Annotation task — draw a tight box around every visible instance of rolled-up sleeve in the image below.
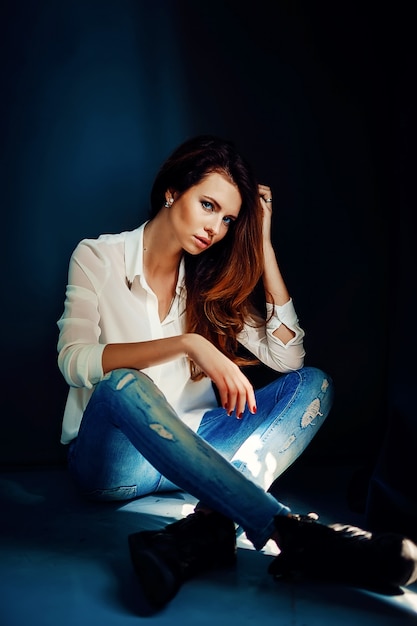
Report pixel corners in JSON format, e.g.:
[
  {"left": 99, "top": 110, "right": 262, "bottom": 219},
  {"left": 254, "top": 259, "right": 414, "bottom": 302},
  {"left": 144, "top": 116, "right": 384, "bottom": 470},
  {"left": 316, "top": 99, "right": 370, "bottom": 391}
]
[
  {"left": 238, "top": 298, "right": 305, "bottom": 372},
  {"left": 57, "top": 245, "right": 106, "bottom": 388}
]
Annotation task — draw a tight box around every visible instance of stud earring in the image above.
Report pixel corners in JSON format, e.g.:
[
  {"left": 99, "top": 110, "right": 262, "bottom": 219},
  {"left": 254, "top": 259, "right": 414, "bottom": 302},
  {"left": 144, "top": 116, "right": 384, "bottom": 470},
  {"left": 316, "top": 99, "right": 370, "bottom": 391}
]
[{"left": 164, "top": 198, "right": 173, "bottom": 208}]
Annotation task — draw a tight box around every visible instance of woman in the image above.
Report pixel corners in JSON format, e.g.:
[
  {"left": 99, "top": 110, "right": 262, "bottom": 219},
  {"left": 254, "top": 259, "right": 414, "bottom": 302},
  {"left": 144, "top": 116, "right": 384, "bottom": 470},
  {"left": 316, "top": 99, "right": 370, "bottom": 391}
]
[{"left": 57, "top": 135, "right": 417, "bottom": 609}]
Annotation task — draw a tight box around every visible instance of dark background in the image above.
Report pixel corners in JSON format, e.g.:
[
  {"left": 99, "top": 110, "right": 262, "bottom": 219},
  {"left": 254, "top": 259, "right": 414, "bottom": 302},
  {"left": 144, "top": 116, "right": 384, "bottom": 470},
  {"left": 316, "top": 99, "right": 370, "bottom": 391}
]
[{"left": 1, "top": 1, "right": 414, "bottom": 485}]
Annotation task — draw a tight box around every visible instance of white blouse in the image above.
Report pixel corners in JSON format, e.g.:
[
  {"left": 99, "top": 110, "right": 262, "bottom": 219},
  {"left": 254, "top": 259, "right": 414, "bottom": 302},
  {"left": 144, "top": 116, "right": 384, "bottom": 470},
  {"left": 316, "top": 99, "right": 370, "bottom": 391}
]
[{"left": 57, "top": 223, "right": 305, "bottom": 444}]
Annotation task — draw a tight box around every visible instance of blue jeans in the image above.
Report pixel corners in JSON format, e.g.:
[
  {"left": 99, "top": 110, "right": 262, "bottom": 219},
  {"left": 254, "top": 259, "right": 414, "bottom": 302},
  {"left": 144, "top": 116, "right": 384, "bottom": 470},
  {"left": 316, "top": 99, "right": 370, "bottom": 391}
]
[{"left": 68, "top": 366, "right": 334, "bottom": 550}]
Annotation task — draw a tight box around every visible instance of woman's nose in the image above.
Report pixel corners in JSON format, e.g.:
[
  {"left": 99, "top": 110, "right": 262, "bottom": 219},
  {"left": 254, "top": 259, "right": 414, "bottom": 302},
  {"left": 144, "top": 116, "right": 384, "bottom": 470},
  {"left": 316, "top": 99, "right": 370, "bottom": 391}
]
[{"left": 205, "top": 215, "right": 222, "bottom": 235}]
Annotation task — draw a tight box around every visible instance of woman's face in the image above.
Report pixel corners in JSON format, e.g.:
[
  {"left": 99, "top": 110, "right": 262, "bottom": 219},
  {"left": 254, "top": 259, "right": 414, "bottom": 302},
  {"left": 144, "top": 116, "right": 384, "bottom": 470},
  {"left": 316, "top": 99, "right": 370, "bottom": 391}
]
[{"left": 167, "top": 172, "right": 242, "bottom": 255}]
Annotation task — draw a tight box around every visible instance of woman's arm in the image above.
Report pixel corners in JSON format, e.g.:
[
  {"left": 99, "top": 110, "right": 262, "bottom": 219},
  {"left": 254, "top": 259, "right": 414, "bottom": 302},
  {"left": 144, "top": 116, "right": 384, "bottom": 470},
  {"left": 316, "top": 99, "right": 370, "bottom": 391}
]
[
  {"left": 259, "top": 185, "right": 295, "bottom": 344},
  {"left": 102, "top": 336, "right": 190, "bottom": 373},
  {"left": 103, "top": 334, "right": 257, "bottom": 417},
  {"left": 236, "top": 185, "right": 305, "bottom": 373}
]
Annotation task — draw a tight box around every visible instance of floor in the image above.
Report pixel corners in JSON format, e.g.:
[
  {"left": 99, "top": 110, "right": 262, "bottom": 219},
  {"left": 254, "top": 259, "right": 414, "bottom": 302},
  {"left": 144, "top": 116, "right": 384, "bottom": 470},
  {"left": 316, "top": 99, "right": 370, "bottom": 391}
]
[{"left": 1, "top": 462, "right": 416, "bottom": 626}]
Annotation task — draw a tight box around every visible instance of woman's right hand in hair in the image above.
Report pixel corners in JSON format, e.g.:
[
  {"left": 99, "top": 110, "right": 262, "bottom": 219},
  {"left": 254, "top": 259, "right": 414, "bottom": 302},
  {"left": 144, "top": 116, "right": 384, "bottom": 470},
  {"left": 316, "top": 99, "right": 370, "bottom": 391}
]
[{"left": 183, "top": 333, "right": 256, "bottom": 418}]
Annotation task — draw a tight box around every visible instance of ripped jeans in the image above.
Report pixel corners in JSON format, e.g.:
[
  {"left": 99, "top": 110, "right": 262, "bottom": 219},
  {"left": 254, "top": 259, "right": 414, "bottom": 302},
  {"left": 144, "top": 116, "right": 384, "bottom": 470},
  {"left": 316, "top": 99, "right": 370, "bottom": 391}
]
[{"left": 67, "top": 366, "right": 334, "bottom": 550}]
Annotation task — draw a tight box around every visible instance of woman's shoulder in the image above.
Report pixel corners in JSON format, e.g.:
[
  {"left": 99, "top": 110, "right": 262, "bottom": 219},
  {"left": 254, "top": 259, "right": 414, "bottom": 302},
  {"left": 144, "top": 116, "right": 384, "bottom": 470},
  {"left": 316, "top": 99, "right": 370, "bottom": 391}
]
[
  {"left": 82, "top": 227, "right": 136, "bottom": 246},
  {"left": 67, "top": 226, "right": 146, "bottom": 285},
  {"left": 68, "top": 227, "right": 142, "bottom": 273},
  {"left": 74, "top": 225, "right": 144, "bottom": 254}
]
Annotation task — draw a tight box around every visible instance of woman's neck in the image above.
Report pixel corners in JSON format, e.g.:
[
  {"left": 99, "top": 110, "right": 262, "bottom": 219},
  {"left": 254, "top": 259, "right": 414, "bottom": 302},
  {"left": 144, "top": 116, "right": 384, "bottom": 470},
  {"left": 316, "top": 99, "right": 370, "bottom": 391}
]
[{"left": 143, "top": 214, "right": 182, "bottom": 276}]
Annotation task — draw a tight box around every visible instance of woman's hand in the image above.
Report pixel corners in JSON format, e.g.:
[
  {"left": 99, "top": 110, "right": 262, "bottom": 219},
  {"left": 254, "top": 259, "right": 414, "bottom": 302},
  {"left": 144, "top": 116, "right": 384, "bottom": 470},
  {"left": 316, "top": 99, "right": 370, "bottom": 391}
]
[
  {"left": 183, "top": 334, "right": 256, "bottom": 419},
  {"left": 103, "top": 333, "right": 256, "bottom": 417}
]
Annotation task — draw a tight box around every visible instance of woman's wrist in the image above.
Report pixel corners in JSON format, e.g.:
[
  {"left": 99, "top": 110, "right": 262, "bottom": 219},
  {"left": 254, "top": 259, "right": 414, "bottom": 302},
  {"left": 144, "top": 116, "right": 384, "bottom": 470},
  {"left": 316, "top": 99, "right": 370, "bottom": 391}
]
[{"left": 181, "top": 333, "right": 200, "bottom": 360}]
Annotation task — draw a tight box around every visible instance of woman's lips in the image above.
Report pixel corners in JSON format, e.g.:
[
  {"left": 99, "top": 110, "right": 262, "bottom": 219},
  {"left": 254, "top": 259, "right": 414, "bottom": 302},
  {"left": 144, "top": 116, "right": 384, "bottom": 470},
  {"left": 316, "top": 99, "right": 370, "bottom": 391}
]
[{"left": 193, "top": 235, "right": 211, "bottom": 249}]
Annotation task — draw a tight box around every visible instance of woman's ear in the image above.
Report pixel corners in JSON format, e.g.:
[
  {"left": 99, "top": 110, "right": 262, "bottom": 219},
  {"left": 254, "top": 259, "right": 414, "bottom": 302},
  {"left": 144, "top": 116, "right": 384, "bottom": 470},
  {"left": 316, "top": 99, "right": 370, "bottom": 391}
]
[{"left": 164, "top": 191, "right": 174, "bottom": 208}]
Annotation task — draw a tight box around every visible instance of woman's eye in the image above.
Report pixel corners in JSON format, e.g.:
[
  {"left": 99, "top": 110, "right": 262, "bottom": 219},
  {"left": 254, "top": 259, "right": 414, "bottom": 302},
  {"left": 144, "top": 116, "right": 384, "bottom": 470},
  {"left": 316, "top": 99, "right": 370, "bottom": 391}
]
[{"left": 201, "top": 201, "right": 234, "bottom": 227}]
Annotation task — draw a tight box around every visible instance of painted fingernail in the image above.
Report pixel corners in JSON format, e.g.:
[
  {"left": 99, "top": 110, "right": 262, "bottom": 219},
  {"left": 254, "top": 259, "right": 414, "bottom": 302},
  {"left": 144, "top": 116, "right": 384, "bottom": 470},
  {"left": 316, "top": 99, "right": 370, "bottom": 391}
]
[
  {"left": 237, "top": 412, "right": 244, "bottom": 420},
  {"left": 252, "top": 406, "right": 257, "bottom": 414}
]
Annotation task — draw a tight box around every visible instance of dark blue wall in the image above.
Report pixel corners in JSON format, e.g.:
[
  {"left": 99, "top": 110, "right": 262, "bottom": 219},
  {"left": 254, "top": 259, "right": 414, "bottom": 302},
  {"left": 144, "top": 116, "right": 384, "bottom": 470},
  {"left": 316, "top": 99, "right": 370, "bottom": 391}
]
[{"left": 1, "top": 1, "right": 412, "bottom": 470}]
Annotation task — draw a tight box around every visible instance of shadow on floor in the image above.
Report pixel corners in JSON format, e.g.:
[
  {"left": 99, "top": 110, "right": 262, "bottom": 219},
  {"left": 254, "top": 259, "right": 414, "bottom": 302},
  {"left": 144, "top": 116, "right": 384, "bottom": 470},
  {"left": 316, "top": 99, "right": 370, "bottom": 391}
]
[{"left": 1, "top": 462, "right": 416, "bottom": 625}]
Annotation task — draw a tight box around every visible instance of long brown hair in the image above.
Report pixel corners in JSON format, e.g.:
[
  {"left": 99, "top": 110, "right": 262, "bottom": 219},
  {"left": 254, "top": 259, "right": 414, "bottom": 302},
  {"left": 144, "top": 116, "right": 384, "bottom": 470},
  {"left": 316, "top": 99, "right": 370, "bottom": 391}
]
[{"left": 150, "top": 135, "right": 265, "bottom": 379}]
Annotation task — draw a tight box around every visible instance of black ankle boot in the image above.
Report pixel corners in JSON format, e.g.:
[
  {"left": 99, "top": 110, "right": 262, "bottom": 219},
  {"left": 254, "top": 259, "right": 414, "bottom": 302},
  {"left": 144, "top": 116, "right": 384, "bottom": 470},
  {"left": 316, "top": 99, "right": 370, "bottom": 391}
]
[
  {"left": 269, "top": 514, "right": 417, "bottom": 591},
  {"left": 128, "top": 510, "right": 236, "bottom": 608}
]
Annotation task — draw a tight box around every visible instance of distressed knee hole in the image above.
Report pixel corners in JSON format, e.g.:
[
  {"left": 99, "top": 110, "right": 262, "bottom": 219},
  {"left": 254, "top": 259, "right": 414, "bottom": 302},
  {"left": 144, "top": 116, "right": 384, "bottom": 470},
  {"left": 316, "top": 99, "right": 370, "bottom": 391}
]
[
  {"left": 149, "top": 423, "right": 175, "bottom": 440},
  {"left": 116, "top": 372, "right": 136, "bottom": 390},
  {"left": 301, "top": 398, "right": 323, "bottom": 428}
]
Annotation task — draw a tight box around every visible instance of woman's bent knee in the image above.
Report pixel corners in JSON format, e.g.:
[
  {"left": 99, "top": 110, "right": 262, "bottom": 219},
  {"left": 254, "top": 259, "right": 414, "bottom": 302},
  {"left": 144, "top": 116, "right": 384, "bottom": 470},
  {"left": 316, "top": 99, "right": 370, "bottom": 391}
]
[{"left": 94, "top": 369, "right": 164, "bottom": 411}]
